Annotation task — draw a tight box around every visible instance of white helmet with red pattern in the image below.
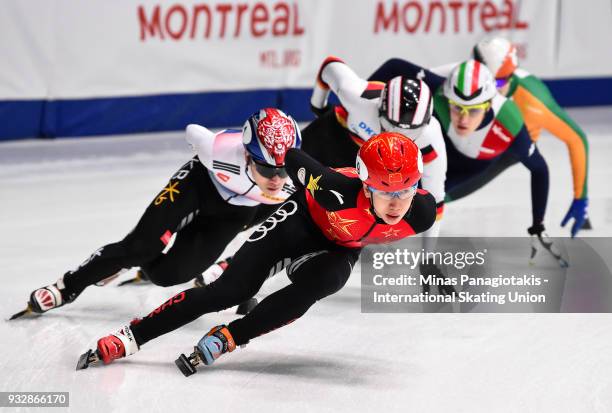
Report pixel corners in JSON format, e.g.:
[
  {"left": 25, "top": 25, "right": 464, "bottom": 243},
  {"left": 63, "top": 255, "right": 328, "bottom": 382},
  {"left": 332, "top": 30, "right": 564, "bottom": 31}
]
[{"left": 242, "top": 108, "right": 301, "bottom": 167}]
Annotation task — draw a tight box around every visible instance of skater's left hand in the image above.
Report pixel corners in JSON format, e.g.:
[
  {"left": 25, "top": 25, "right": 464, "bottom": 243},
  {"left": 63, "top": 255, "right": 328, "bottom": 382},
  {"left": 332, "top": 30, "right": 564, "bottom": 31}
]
[{"left": 561, "top": 198, "right": 588, "bottom": 238}]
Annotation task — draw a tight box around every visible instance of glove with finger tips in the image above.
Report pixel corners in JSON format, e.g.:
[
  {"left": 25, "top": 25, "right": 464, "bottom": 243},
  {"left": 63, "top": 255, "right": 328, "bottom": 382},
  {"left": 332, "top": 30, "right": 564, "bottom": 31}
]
[{"left": 561, "top": 198, "right": 588, "bottom": 238}]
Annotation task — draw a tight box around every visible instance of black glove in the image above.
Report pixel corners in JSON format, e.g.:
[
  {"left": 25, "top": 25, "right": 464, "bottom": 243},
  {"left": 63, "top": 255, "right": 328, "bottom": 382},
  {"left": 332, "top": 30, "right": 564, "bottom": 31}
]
[
  {"left": 419, "top": 262, "right": 456, "bottom": 296},
  {"left": 310, "top": 104, "right": 331, "bottom": 118}
]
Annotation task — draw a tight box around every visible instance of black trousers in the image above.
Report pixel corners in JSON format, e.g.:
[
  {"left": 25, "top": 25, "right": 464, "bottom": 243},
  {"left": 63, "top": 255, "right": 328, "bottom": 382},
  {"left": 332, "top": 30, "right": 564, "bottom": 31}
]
[
  {"left": 131, "top": 193, "right": 361, "bottom": 347},
  {"left": 62, "top": 157, "right": 257, "bottom": 297},
  {"left": 444, "top": 140, "right": 520, "bottom": 202}
]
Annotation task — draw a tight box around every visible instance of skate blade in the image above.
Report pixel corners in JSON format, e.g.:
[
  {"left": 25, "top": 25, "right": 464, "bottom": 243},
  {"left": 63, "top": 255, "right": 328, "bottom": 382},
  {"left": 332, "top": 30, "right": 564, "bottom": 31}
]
[
  {"left": 76, "top": 349, "right": 101, "bottom": 370},
  {"left": 530, "top": 242, "right": 570, "bottom": 269},
  {"left": 117, "top": 274, "right": 149, "bottom": 287},
  {"left": 557, "top": 257, "right": 569, "bottom": 268},
  {"left": 94, "top": 273, "right": 120, "bottom": 287},
  {"left": 546, "top": 248, "right": 570, "bottom": 268},
  {"left": 530, "top": 255, "right": 569, "bottom": 268},
  {"left": 8, "top": 304, "right": 33, "bottom": 321},
  {"left": 175, "top": 353, "right": 197, "bottom": 377},
  {"left": 117, "top": 277, "right": 142, "bottom": 287}
]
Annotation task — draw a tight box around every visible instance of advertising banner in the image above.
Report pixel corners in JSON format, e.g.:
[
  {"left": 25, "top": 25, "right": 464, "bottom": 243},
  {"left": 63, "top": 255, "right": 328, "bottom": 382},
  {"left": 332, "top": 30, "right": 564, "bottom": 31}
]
[{"left": 1, "top": 0, "right": 610, "bottom": 139}]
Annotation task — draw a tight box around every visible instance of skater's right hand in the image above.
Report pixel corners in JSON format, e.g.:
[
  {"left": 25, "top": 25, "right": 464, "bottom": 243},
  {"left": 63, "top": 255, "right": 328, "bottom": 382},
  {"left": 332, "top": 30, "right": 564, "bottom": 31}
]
[
  {"left": 561, "top": 198, "right": 588, "bottom": 238},
  {"left": 419, "top": 262, "right": 456, "bottom": 296}
]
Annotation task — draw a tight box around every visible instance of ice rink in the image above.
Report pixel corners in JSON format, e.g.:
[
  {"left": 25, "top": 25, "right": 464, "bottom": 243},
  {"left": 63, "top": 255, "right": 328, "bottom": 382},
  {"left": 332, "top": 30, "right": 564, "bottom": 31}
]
[{"left": 2, "top": 107, "right": 612, "bottom": 412}]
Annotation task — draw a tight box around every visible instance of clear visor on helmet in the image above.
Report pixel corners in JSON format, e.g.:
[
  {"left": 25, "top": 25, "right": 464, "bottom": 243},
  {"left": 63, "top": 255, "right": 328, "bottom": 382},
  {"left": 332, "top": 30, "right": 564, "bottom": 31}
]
[
  {"left": 448, "top": 99, "right": 491, "bottom": 117},
  {"left": 367, "top": 183, "right": 418, "bottom": 200}
]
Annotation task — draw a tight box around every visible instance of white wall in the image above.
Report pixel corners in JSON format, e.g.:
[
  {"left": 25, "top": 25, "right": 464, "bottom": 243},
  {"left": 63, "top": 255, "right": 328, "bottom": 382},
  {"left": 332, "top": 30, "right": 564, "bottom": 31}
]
[{"left": 1, "top": 0, "right": 610, "bottom": 101}]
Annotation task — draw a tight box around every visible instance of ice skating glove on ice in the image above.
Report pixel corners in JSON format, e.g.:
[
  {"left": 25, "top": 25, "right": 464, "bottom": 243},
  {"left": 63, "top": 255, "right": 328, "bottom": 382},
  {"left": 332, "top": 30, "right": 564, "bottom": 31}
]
[
  {"left": 197, "top": 325, "right": 236, "bottom": 365},
  {"left": 561, "top": 198, "right": 588, "bottom": 238}
]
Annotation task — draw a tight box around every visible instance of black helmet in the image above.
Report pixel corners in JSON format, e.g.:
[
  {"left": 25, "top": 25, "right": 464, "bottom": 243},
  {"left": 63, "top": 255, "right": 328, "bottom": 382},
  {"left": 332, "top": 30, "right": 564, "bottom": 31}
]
[{"left": 379, "top": 76, "right": 433, "bottom": 132}]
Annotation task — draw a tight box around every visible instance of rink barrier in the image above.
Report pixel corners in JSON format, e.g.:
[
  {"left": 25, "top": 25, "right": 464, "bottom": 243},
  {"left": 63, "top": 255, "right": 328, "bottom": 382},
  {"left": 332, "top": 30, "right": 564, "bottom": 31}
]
[{"left": 1, "top": 76, "right": 611, "bottom": 140}]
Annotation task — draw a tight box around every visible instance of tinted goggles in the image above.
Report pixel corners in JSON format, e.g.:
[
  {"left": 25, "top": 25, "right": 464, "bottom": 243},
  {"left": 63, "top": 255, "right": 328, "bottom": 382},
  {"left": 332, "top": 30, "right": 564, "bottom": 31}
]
[
  {"left": 252, "top": 159, "right": 288, "bottom": 179},
  {"left": 448, "top": 99, "right": 491, "bottom": 117}
]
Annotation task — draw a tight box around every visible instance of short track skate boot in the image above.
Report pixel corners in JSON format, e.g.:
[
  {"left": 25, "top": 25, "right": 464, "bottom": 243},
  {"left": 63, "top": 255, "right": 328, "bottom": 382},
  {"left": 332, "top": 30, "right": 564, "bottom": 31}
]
[
  {"left": 194, "top": 258, "right": 232, "bottom": 288},
  {"left": 197, "top": 325, "right": 236, "bottom": 365},
  {"left": 10, "top": 276, "right": 80, "bottom": 320},
  {"left": 29, "top": 277, "right": 78, "bottom": 314},
  {"left": 96, "top": 324, "right": 140, "bottom": 365},
  {"left": 175, "top": 325, "right": 236, "bottom": 376}
]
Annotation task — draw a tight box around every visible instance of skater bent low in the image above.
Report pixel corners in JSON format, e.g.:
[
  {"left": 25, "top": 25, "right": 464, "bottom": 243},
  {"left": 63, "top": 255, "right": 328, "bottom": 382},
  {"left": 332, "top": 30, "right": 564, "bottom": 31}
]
[{"left": 77, "top": 132, "right": 438, "bottom": 374}]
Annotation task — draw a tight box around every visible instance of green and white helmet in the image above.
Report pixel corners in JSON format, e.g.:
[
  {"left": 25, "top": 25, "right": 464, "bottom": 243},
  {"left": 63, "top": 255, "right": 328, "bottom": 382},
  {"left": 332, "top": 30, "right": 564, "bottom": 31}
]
[{"left": 443, "top": 59, "right": 496, "bottom": 105}]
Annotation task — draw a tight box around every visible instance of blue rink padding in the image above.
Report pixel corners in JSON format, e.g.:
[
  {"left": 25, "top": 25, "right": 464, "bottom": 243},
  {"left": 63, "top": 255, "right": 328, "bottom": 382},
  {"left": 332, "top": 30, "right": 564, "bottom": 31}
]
[
  {"left": 1, "top": 77, "right": 611, "bottom": 140},
  {"left": 0, "top": 100, "right": 45, "bottom": 139}
]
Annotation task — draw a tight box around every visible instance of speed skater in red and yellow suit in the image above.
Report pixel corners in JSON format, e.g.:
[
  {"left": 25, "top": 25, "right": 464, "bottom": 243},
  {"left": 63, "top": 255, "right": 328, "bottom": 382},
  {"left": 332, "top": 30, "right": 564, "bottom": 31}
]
[{"left": 80, "top": 132, "right": 437, "bottom": 370}]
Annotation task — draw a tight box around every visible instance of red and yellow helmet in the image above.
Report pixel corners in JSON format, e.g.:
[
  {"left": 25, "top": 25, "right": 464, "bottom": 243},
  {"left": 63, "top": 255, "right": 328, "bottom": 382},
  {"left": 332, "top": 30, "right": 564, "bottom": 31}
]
[{"left": 356, "top": 132, "right": 423, "bottom": 192}]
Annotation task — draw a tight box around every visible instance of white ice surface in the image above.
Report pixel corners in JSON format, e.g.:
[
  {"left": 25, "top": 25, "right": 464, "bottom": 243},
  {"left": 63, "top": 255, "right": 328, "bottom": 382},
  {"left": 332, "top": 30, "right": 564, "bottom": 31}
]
[{"left": 1, "top": 107, "right": 612, "bottom": 413}]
